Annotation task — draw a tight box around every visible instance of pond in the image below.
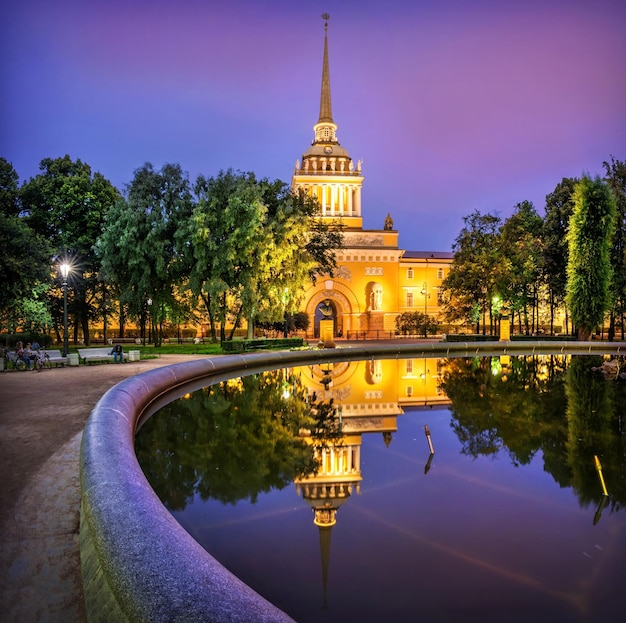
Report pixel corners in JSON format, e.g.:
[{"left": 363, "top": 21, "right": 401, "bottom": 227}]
[{"left": 135, "top": 354, "right": 625, "bottom": 623}]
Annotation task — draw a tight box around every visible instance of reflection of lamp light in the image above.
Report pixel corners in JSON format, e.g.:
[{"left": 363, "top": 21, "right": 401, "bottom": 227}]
[
  {"left": 424, "top": 452, "right": 434, "bottom": 475},
  {"left": 59, "top": 263, "right": 71, "bottom": 356},
  {"left": 594, "top": 455, "right": 609, "bottom": 496}
]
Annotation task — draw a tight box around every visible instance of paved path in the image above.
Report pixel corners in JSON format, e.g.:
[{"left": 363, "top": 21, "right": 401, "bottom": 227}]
[{"left": 0, "top": 355, "right": 202, "bottom": 622}]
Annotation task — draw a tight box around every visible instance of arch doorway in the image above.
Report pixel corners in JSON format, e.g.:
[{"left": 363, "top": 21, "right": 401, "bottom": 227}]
[{"left": 313, "top": 298, "right": 341, "bottom": 339}]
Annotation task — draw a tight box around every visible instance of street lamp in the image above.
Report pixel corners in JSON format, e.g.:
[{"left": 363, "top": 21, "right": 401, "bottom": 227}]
[
  {"left": 420, "top": 282, "right": 430, "bottom": 337},
  {"left": 147, "top": 298, "right": 153, "bottom": 345},
  {"left": 60, "top": 263, "right": 70, "bottom": 356},
  {"left": 282, "top": 288, "right": 289, "bottom": 338}
]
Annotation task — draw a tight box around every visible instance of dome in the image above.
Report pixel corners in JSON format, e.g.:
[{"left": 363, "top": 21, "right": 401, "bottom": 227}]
[{"left": 303, "top": 143, "right": 351, "bottom": 159}]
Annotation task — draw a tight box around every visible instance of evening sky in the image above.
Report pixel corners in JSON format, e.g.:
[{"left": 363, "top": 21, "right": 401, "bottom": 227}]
[{"left": 2, "top": 0, "right": 625, "bottom": 251}]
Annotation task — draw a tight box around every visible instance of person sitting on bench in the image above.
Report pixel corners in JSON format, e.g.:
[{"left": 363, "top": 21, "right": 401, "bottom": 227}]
[{"left": 110, "top": 343, "right": 124, "bottom": 363}]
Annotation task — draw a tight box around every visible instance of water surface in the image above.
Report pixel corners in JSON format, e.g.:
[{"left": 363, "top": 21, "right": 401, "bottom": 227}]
[{"left": 136, "top": 355, "right": 625, "bottom": 622}]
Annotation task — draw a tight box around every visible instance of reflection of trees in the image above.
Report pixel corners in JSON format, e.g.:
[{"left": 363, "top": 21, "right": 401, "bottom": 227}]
[
  {"left": 565, "top": 356, "right": 625, "bottom": 513},
  {"left": 441, "top": 355, "right": 626, "bottom": 510},
  {"left": 135, "top": 370, "right": 320, "bottom": 511},
  {"left": 441, "top": 356, "right": 569, "bottom": 467}
]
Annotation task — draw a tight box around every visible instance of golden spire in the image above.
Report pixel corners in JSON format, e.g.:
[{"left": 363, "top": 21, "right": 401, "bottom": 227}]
[{"left": 318, "top": 13, "right": 333, "bottom": 124}]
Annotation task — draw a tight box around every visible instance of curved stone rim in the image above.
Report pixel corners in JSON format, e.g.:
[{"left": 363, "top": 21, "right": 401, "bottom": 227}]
[{"left": 79, "top": 341, "right": 624, "bottom": 622}]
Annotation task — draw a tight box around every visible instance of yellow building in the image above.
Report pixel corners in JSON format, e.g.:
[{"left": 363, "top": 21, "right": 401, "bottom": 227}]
[{"left": 292, "top": 16, "right": 453, "bottom": 340}]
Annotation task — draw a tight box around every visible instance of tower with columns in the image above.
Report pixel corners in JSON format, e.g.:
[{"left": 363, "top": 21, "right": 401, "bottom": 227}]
[
  {"left": 291, "top": 13, "right": 364, "bottom": 228},
  {"left": 292, "top": 15, "right": 454, "bottom": 340}
]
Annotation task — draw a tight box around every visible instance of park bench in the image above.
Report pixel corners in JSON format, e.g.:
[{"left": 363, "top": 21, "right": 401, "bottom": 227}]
[
  {"left": 78, "top": 347, "right": 129, "bottom": 364},
  {"left": 41, "top": 349, "right": 68, "bottom": 366}
]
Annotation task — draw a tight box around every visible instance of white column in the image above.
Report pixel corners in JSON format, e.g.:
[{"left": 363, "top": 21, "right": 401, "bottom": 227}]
[
  {"left": 348, "top": 186, "right": 353, "bottom": 214},
  {"left": 354, "top": 187, "right": 361, "bottom": 216}
]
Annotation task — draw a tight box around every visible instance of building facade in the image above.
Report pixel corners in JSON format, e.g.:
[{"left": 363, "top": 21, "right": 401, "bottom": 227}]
[{"left": 292, "top": 16, "right": 453, "bottom": 339}]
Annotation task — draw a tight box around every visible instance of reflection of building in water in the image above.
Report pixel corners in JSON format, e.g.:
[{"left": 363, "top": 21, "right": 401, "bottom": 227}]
[{"left": 294, "top": 356, "right": 450, "bottom": 605}]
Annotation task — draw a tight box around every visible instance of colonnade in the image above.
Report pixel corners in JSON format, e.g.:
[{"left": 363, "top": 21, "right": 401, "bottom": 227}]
[{"left": 301, "top": 182, "right": 362, "bottom": 216}]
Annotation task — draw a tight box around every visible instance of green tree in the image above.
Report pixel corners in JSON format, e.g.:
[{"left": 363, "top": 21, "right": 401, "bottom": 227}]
[
  {"left": 603, "top": 157, "right": 626, "bottom": 340},
  {"left": 499, "top": 201, "right": 543, "bottom": 334},
  {"left": 395, "top": 311, "right": 439, "bottom": 337},
  {"left": 440, "top": 211, "right": 502, "bottom": 334},
  {"left": 190, "top": 170, "right": 269, "bottom": 341},
  {"left": 189, "top": 171, "right": 342, "bottom": 342},
  {"left": 0, "top": 212, "right": 50, "bottom": 326},
  {"left": 0, "top": 159, "right": 51, "bottom": 327},
  {"left": 0, "top": 157, "right": 21, "bottom": 217},
  {"left": 565, "top": 176, "right": 616, "bottom": 340},
  {"left": 542, "top": 178, "right": 578, "bottom": 335},
  {"left": 20, "top": 156, "right": 119, "bottom": 345},
  {"left": 96, "top": 162, "right": 195, "bottom": 345}
]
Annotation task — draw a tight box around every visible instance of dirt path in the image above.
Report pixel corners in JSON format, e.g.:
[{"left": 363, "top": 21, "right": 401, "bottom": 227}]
[{"left": 0, "top": 355, "right": 202, "bottom": 622}]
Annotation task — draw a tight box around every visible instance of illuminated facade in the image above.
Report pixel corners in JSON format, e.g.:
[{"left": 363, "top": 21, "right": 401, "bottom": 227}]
[{"left": 292, "top": 15, "right": 453, "bottom": 339}]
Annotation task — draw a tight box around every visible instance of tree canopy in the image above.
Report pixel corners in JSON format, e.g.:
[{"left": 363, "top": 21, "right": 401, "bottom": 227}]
[
  {"left": 96, "top": 162, "right": 194, "bottom": 345},
  {"left": 20, "top": 155, "right": 119, "bottom": 344},
  {"left": 189, "top": 170, "right": 342, "bottom": 341}
]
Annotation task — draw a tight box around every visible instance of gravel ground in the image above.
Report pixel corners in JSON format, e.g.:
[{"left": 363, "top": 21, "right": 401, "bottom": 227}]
[{"left": 0, "top": 355, "right": 203, "bottom": 622}]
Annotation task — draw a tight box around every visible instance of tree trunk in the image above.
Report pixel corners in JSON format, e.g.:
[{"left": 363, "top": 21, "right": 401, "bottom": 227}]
[
  {"left": 119, "top": 302, "right": 126, "bottom": 339},
  {"left": 81, "top": 310, "right": 90, "bottom": 346},
  {"left": 228, "top": 306, "right": 242, "bottom": 341},
  {"left": 102, "top": 285, "right": 108, "bottom": 345},
  {"left": 549, "top": 292, "right": 555, "bottom": 335}
]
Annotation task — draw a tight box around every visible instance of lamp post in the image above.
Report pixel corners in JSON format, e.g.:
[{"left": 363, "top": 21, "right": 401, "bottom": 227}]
[
  {"left": 282, "top": 288, "right": 289, "bottom": 338},
  {"left": 60, "top": 263, "right": 70, "bottom": 356},
  {"left": 147, "top": 298, "right": 153, "bottom": 345},
  {"left": 420, "top": 282, "right": 430, "bottom": 337}
]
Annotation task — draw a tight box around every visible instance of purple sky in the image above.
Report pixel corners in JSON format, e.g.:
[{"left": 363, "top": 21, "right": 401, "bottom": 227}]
[{"left": 2, "top": 0, "right": 625, "bottom": 251}]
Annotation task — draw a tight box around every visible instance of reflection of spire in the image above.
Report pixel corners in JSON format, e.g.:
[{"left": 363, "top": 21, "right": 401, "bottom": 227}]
[
  {"left": 299, "top": 485, "right": 350, "bottom": 610},
  {"left": 317, "top": 510, "right": 335, "bottom": 609},
  {"left": 295, "top": 433, "right": 362, "bottom": 610}
]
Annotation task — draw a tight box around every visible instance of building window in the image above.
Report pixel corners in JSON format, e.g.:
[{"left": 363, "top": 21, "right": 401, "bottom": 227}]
[
  {"left": 406, "top": 385, "right": 413, "bottom": 397},
  {"left": 407, "top": 268, "right": 414, "bottom": 279},
  {"left": 437, "top": 268, "right": 444, "bottom": 280},
  {"left": 406, "top": 292, "right": 414, "bottom": 307},
  {"left": 406, "top": 360, "right": 413, "bottom": 375}
]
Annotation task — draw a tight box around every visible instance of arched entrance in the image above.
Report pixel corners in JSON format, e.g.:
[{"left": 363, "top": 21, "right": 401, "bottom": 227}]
[
  {"left": 305, "top": 283, "right": 360, "bottom": 339},
  {"left": 313, "top": 298, "right": 339, "bottom": 339}
]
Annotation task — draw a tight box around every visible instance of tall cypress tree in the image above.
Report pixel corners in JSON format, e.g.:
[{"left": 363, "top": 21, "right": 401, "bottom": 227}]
[{"left": 565, "top": 176, "right": 616, "bottom": 340}]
